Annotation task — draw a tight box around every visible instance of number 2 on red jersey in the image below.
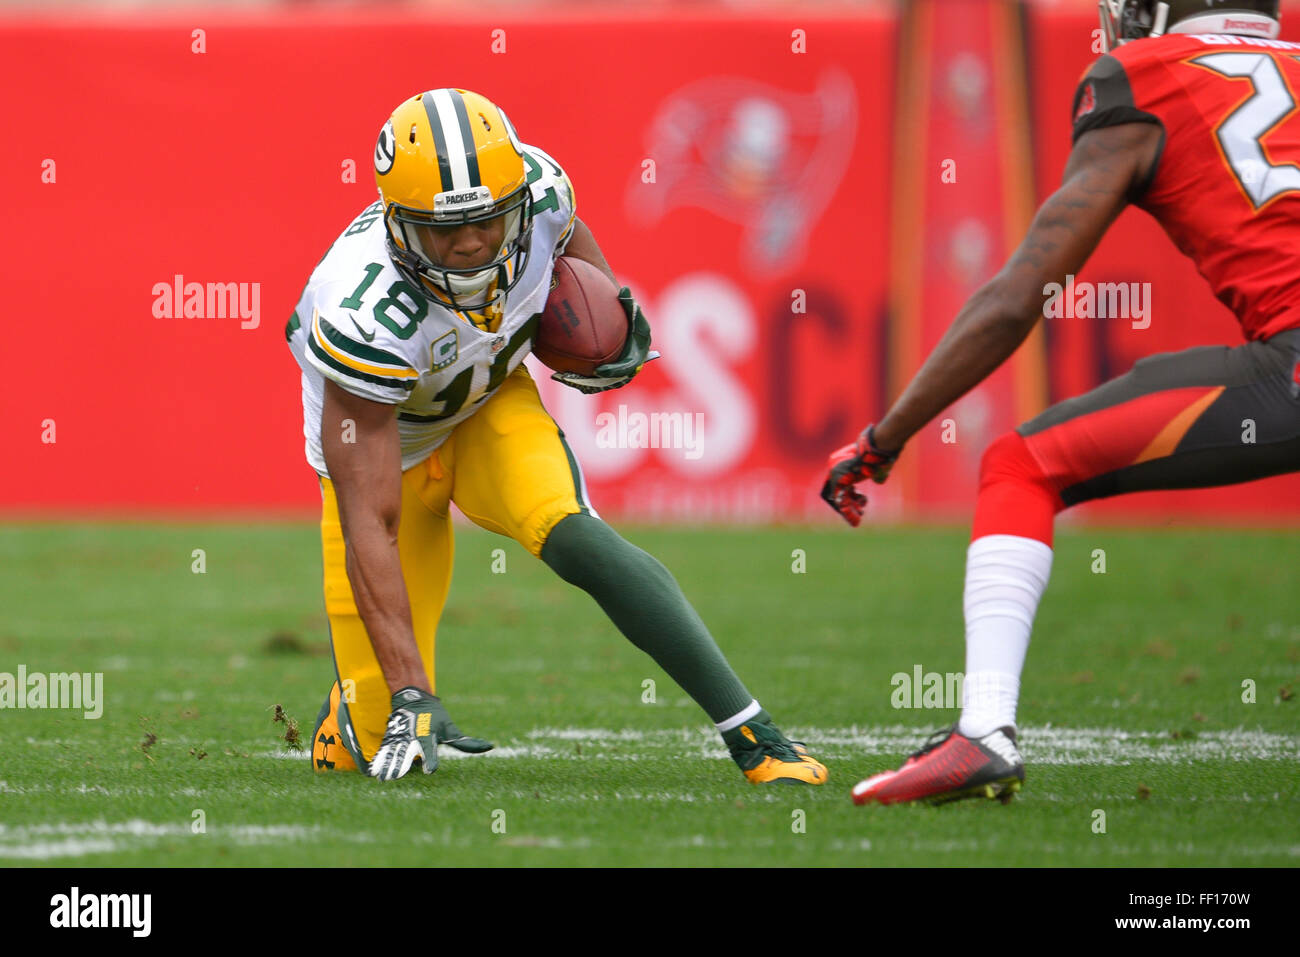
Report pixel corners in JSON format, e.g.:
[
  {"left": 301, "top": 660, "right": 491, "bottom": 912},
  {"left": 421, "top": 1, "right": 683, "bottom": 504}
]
[{"left": 1190, "top": 52, "right": 1300, "bottom": 210}]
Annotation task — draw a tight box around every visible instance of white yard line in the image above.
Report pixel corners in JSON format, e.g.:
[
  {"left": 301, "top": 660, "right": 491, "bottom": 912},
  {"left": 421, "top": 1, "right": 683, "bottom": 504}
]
[
  {"left": 3, "top": 725, "right": 1294, "bottom": 859},
  {"left": 462, "top": 726, "right": 1300, "bottom": 765},
  {"left": 0, "top": 820, "right": 375, "bottom": 860},
  {"left": 247, "top": 725, "right": 1300, "bottom": 765},
  {"left": 0, "top": 838, "right": 119, "bottom": 860}
]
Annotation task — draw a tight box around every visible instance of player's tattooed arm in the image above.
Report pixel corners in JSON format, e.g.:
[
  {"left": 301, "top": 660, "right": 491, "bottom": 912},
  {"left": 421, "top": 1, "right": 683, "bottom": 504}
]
[
  {"left": 872, "top": 121, "right": 1162, "bottom": 451},
  {"left": 321, "top": 380, "right": 430, "bottom": 695}
]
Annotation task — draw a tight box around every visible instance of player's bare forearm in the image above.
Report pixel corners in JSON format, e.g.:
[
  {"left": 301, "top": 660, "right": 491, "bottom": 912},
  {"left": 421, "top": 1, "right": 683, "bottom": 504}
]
[
  {"left": 562, "top": 218, "right": 618, "bottom": 286},
  {"left": 342, "top": 527, "right": 427, "bottom": 695},
  {"left": 873, "top": 287, "right": 1038, "bottom": 451},
  {"left": 873, "top": 122, "right": 1161, "bottom": 451},
  {"left": 321, "top": 380, "right": 429, "bottom": 695}
]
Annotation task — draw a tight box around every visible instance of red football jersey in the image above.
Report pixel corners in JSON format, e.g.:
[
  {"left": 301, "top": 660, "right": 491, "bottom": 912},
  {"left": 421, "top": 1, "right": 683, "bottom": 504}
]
[{"left": 1073, "top": 33, "right": 1300, "bottom": 340}]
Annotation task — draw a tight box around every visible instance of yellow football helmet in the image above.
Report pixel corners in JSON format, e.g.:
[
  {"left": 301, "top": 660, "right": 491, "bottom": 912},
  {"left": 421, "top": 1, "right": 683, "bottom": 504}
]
[{"left": 374, "top": 89, "right": 533, "bottom": 309}]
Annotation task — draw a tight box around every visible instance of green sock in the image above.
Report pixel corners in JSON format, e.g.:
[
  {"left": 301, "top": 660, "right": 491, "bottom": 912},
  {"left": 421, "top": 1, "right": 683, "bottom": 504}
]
[{"left": 540, "top": 513, "right": 755, "bottom": 723}]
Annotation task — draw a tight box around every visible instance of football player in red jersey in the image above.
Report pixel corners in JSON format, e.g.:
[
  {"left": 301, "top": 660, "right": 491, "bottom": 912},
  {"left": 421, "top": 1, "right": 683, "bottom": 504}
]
[{"left": 824, "top": 0, "right": 1300, "bottom": 805}]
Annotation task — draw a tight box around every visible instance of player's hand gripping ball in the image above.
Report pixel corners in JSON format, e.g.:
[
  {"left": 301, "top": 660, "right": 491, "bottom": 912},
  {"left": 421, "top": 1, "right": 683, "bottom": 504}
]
[{"left": 536, "top": 258, "right": 654, "bottom": 393}]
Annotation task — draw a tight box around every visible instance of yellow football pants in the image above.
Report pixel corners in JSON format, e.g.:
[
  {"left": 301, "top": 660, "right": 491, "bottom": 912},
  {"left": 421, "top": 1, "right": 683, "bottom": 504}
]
[{"left": 314, "top": 367, "right": 592, "bottom": 771}]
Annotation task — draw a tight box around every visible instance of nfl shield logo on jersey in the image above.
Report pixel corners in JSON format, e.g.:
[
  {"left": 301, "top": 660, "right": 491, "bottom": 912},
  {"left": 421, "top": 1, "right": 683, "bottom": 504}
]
[{"left": 490, "top": 336, "right": 506, "bottom": 355}]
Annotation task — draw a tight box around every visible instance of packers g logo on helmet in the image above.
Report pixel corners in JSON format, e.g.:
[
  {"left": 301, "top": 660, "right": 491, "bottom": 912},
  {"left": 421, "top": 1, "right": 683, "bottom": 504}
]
[
  {"left": 374, "top": 120, "right": 396, "bottom": 175},
  {"left": 375, "top": 89, "right": 534, "bottom": 310}
]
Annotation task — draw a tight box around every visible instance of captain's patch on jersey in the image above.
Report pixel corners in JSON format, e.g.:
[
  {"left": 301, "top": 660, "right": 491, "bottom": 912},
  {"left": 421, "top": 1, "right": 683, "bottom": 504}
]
[{"left": 431, "top": 330, "right": 458, "bottom": 370}]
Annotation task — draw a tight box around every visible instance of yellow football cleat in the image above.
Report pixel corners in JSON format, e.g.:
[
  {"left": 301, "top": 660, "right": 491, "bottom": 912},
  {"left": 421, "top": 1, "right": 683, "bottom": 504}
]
[
  {"left": 725, "top": 718, "right": 829, "bottom": 785},
  {"left": 311, "top": 681, "right": 358, "bottom": 773}
]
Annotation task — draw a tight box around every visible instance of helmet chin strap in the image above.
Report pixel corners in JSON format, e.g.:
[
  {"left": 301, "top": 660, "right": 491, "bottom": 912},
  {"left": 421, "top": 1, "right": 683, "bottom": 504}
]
[
  {"left": 441, "top": 238, "right": 515, "bottom": 309},
  {"left": 444, "top": 268, "right": 495, "bottom": 302}
]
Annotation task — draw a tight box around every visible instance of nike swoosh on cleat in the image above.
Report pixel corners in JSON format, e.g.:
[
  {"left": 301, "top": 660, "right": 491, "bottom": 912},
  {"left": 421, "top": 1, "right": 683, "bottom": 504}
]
[{"left": 851, "top": 771, "right": 895, "bottom": 801}]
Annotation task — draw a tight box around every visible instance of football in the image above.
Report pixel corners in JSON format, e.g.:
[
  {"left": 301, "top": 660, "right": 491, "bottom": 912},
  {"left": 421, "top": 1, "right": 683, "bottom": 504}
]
[{"left": 533, "top": 257, "right": 627, "bottom": 375}]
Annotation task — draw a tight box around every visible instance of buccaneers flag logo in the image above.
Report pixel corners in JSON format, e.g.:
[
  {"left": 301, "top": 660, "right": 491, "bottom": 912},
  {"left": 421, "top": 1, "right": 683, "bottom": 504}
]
[
  {"left": 1074, "top": 82, "right": 1097, "bottom": 122},
  {"left": 625, "top": 70, "right": 858, "bottom": 276}
]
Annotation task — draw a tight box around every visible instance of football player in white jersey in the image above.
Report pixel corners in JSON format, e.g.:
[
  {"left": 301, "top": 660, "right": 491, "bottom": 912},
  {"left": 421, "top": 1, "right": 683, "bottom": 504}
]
[{"left": 287, "top": 89, "right": 827, "bottom": 784}]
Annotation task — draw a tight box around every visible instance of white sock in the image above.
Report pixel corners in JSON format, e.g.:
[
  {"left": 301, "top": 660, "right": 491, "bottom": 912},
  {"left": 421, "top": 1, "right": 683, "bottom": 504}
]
[
  {"left": 957, "top": 534, "right": 1053, "bottom": 738},
  {"left": 715, "top": 699, "right": 761, "bottom": 733}
]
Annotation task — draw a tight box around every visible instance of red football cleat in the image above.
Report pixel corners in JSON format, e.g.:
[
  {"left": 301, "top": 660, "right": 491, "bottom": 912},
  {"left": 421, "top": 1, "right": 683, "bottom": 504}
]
[{"left": 852, "top": 725, "right": 1024, "bottom": 806}]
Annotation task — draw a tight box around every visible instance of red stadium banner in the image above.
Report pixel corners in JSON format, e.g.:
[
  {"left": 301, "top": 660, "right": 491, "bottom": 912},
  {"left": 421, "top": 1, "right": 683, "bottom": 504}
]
[
  {"left": 0, "top": 9, "right": 896, "bottom": 521},
  {"left": 0, "top": 4, "right": 1295, "bottom": 521}
]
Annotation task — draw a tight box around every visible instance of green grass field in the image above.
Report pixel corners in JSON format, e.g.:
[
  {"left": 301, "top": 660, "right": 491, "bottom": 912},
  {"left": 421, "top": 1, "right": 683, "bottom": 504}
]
[{"left": 0, "top": 522, "right": 1296, "bottom": 866}]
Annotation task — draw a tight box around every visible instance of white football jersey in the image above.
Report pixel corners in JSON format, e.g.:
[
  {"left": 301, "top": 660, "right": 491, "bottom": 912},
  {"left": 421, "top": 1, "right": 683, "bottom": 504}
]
[{"left": 287, "top": 144, "right": 577, "bottom": 474}]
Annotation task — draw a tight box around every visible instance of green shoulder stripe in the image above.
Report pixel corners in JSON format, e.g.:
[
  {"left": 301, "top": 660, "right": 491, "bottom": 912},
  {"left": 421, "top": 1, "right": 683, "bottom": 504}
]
[
  {"left": 307, "top": 335, "right": 416, "bottom": 392},
  {"left": 315, "top": 314, "right": 411, "bottom": 369}
]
